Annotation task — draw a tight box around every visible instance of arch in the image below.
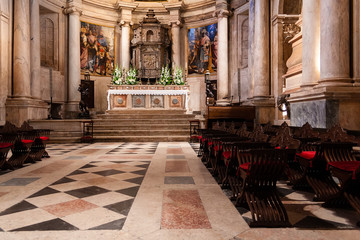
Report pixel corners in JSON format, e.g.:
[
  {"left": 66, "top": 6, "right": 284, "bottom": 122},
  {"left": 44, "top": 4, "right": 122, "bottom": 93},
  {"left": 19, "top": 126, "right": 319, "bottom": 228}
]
[{"left": 146, "top": 30, "right": 154, "bottom": 42}]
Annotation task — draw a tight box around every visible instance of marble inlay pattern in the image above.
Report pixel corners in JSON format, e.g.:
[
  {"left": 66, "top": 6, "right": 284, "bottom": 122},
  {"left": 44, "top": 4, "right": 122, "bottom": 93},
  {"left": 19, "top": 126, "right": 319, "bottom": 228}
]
[
  {"left": 161, "top": 189, "right": 211, "bottom": 229},
  {"left": 165, "top": 161, "right": 190, "bottom": 172},
  {"left": 0, "top": 159, "right": 150, "bottom": 231},
  {"left": 107, "top": 142, "right": 158, "bottom": 154},
  {"left": 0, "top": 142, "right": 359, "bottom": 239},
  {"left": 0, "top": 178, "right": 40, "bottom": 186}
]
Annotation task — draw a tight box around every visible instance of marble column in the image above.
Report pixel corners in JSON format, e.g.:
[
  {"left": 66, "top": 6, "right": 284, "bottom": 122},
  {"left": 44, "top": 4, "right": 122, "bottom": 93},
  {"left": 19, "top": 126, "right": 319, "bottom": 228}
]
[
  {"left": 353, "top": 0, "right": 360, "bottom": 85},
  {"left": 248, "top": 0, "right": 255, "bottom": 98},
  {"left": 171, "top": 22, "right": 181, "bottom": 68},
  {"left": 320, "top": 0, "right": 351, "bottom": 85},
  {"left": 301, "top": 0, "right": 320, "bottom": 87},
  {"left": 121, "top": 21, "right": 131, "bottom": 70},
  {"left": 30, "top": 0, "right": 41, "bottom": 99},
  {"left": 253, "top": 0, "right": 270, "bottom": 98},
  {"left": 13, "top": 0, "right": 31, "bottom": 98},
  {"left": 67, "top": 8, "right": 82, "bottom": 110},
  {"left": 216, "top": 10, "right": 230, "bottom": 105}
]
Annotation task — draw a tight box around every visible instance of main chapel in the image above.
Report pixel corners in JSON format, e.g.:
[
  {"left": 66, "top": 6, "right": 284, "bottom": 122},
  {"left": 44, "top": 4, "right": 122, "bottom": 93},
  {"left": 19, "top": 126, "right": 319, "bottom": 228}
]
[{"left": 0, "top": 0, "right": 360, "bottom": 239}]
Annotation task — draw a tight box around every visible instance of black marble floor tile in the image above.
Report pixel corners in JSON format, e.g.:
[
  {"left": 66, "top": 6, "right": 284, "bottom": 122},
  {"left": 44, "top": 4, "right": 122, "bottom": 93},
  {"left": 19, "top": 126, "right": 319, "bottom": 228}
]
[
  {"left": 65, "top": 186, "right": 110, "bottom": 198},
  {"left": 131, "top": 169, "right": 147, "bottom": 175},
  {"left": 136, "top": 164, "right": 150, "bottom": 169},
  {"left": 277, "top": 186, "right": 296, "bottom": 197},
  {"left": 116, "top": 186, "right": 140, "bottom": 197},
  {"left": 80, "top": 164, "right": 97, "bottom": 169},
  {"left": 94, "top": 169, "right": 125, "bottom": 176},
  {"left": 104, "top": 199, "right": 134, "bottom": 216},
  {"left": 164, "top": 176, "right": 195, "bottom": 184},
  {"left": 124, "top": 177, "right": 144, "bottom": 185},
  {"left": 28, "top": 187, "right": 60, "bottom": 198},
  {"left": 67, "top": 170, "right": 87, "bottom": 176},
  {"left": 0, "top": 201, "right": 37, "bottom": 216},
  {"left": 89, "top": 218, "right": 126, "bottom": 230},
  {"left": 51, "top": 177, "right": 77, "bottom": 186},
  {"left": 12, "top": 218, "right": 79, "bottom": 231}
]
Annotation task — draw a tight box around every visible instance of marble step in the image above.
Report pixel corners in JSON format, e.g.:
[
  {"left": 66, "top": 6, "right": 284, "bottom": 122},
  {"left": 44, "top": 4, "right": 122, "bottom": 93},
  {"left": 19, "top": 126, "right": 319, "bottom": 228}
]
[
  {"left": 93, "top": 124, "right": 189, "bottom": 130},
  {"left": 93, "top": 135, "right": 190, "bottom": 142},
  {"left": 93, "top": 119, "right": 192, "bottom": 125},
  {"left": 93, "top": 129, "right": 189, "bottom": 136}
]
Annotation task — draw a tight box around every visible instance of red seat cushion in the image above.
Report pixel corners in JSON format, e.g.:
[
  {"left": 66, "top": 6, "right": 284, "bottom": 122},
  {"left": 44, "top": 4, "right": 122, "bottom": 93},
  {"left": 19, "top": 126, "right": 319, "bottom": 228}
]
[
  {"left": 208, "top": 141, "right": 212, "bottom": 146},
  {"left": 275, "top": 146, "right": 288, "bottom": 149},
  {"left": 39, "top": 136, "right": 49, "bottom": 141},
  {"left": 328, "top": 161, "right": 360, "bottom": 179},
  {"left": 222, "top": 151, "right": 231, "bottom": 160},
  {"left": 238, "top": 162, "right": 251, "bottom": 176},
  {"left": 296, "top": 151, "right": 316, "bottom": 160},
  {"left": 214, "top": 146, "right": 222, "bottom": 152},
  {"left": 0, "top": 143, "right": 12, "bottom": 149},
  {"left": 21, "top": 139, "right": 34, "bottom": 144}
]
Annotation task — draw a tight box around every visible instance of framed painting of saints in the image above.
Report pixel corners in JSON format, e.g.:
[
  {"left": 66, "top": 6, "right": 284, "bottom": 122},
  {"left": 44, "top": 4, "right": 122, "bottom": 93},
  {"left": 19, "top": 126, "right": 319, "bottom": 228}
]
[
  {"left": 80, "top": 21, "right": 115, "bottom": 77},
  {"left": 187, "top": 23, "right": 218, "bottom": 75}
]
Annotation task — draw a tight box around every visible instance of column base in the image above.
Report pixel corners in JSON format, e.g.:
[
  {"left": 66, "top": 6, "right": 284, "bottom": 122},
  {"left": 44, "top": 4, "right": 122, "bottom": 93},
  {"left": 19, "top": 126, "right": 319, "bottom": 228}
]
[
  {"left": 65, "top": 102, "right": 81, "bottom": 119},
  {"left": 317, "top": 77, "right": 353, "bottom": 87},
  {"left": 216, "top": 98, "right": 231, "bottom": 106},
  {"left": 248, "top": 97, "right": 275, "bottom": 124},
  {"left": 5, "top": 97, "right": 49, "bottom": 126},
  {"left": 288, "top": 86, "right": 360, "bottom": 130}
]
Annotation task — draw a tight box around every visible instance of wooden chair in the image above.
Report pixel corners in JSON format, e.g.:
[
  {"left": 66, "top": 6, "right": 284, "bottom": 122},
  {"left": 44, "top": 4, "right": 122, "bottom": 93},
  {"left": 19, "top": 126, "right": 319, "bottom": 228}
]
[
  {"left": 236, "top": 149, "right": 291, "bottom": 227},
  {"left": 0, "top": 142, "right": 13, "bottom": 170}
]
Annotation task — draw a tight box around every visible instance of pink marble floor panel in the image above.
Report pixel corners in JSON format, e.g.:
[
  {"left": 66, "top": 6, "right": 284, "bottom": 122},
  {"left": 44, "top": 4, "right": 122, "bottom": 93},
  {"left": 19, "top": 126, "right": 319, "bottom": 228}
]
[
  {"left": 79, "top": 149, "right": 101, "bottom": 154},
  {"left": 161, "top": 189, "right": 211, "bottom": 229},
  {"left": 42, "top": 199, "right": 98, "bottom": 218},
  {"left": 165, "top": 161, "right": 190, "bottom": 173},
  {"left": 167, "top": 148, "right": 184, "bottom": 154}
]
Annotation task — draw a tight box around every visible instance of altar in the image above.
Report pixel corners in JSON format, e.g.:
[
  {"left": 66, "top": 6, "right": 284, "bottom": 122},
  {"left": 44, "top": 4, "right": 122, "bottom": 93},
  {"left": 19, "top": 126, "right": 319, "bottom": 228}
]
[{"left": 107, "top": 85, "right": 190, "bottom": 112}]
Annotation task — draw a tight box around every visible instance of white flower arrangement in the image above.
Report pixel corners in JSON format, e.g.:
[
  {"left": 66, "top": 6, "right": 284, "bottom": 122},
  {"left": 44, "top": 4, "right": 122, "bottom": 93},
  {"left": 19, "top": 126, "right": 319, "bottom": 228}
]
[
  {"left": 159, "top": 66, "right": 172, "bottom": 85},
  {"left": 126, "top": 67, "right": 138, "bottom": 85},
  {"left": 173, "top": 66, "right": 184, "bottom": 85},
  {"left": 112, "top": 64, "right": 123, "bottom": 85}
]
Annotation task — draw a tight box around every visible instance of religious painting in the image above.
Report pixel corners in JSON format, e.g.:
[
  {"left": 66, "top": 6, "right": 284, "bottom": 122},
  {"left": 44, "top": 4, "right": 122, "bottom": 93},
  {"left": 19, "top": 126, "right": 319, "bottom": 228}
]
[
  {"left": 188, "top": 23, "right": 218, "bottom": 74},
  {"left": 80, "top": 21, "right": 115, "bottom": 76}
]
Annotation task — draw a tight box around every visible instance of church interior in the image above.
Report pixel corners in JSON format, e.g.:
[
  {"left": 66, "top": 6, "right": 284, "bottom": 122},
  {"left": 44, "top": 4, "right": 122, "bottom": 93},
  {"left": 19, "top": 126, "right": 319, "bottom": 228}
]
[{"left": 1, "top": 0, "right": 360, "bottom": 239}]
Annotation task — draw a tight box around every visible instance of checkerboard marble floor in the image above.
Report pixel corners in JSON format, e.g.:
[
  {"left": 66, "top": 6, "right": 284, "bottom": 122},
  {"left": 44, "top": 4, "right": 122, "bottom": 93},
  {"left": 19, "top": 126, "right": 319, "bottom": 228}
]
[{"left": 0, "top": 142, "right": 359, "bottom": 240}]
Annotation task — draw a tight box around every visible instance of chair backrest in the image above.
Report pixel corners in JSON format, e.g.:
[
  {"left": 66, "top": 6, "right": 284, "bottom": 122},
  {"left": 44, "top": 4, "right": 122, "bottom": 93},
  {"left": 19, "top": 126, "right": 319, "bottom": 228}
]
[
  {"left": 269, "top": 126, "right": 301, "bottom": 149},
  {"left": 322, "top": 142, "right": 357, "bottom": 163},
  {"left": 246, "top": 149, "right": 288, "bottom": 184},
  {"left": 249, "top": 124, "right": 269, "bottom": 143}
]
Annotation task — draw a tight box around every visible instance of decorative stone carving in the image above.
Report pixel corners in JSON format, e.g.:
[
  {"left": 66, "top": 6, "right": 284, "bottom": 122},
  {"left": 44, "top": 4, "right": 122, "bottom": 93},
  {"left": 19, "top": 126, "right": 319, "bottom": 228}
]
[
  {"left": 131, "top": 10, "right": 170, "bottom": 81},
  {"left": 283, "top": 23, "right": 301, "bottom": 42}
]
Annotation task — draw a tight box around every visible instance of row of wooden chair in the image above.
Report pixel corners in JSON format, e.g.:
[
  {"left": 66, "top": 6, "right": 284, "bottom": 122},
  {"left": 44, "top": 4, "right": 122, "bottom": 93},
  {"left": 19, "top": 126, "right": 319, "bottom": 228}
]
[
  {"left": 0, "top": 121, "right": 51, "bottom": 170},
  {"left": 195, "top": 121, "right": 360, "bottom": 227}
]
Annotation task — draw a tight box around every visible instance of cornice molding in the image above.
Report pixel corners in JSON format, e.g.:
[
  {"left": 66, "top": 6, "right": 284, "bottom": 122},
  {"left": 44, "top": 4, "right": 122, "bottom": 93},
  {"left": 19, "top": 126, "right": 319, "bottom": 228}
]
[{"left": 115, "top": 1, "right": 138, "bottom": 11}]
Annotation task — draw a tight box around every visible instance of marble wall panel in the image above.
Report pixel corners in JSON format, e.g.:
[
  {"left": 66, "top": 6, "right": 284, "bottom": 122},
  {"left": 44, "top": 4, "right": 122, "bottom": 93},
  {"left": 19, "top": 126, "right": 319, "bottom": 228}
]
[
  {"left": 151, "top": 95, "right": 164, "bottom": 108},
  {"left": 290, "top": 100, "right": 339, "bottom": 129},
  {"left": 132, "top": 95, "right": 146, "bottom": 108}
]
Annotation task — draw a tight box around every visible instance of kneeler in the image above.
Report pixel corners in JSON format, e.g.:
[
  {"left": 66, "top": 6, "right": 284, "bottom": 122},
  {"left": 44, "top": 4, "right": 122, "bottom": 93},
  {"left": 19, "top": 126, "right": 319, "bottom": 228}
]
[{"left": 236, "top": 149, "right": 291, "bottom": 227}]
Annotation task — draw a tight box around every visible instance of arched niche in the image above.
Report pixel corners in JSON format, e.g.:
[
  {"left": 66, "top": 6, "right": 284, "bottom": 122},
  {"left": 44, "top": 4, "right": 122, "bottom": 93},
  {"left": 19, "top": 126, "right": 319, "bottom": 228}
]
[{"left": 146, "top": 30, "right": 154, "bottom": 42}]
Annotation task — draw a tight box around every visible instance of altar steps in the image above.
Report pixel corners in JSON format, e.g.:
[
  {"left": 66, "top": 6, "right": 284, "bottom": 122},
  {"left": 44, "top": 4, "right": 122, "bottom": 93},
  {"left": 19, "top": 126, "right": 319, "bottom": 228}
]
[
  {"left": 29, "top": 110, "right": 198, "bottom": 143},
  {"left": 93, "top": 110, "right": 195, "bottom": 142}
]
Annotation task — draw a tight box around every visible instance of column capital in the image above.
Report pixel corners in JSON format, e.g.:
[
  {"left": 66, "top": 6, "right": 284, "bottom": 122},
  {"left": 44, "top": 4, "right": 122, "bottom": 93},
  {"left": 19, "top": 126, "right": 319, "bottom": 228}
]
[
  {"left": 119, "top": 20, "right": 133, "bottom": 27},
  {"left": 63, "top": 6, "right": 82, "bottom": 16},
  {"left": 170, "top": 20, "right": 182, "bottom": 28},
  {"left": 213, "top": 9, "right": 231, "bottom": 19},
  {"left": 64, "top": 0, "right": 82, "bottom": 15}
]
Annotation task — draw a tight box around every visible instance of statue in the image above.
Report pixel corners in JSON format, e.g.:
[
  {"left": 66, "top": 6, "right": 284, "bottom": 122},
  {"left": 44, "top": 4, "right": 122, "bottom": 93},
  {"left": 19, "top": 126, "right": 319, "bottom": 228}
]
[
  {"left": 78, "top": 82, "right": 90, "bottom": 119},
  {"left": 277, "top": 94, "right": 290, "bottom": 119}
]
